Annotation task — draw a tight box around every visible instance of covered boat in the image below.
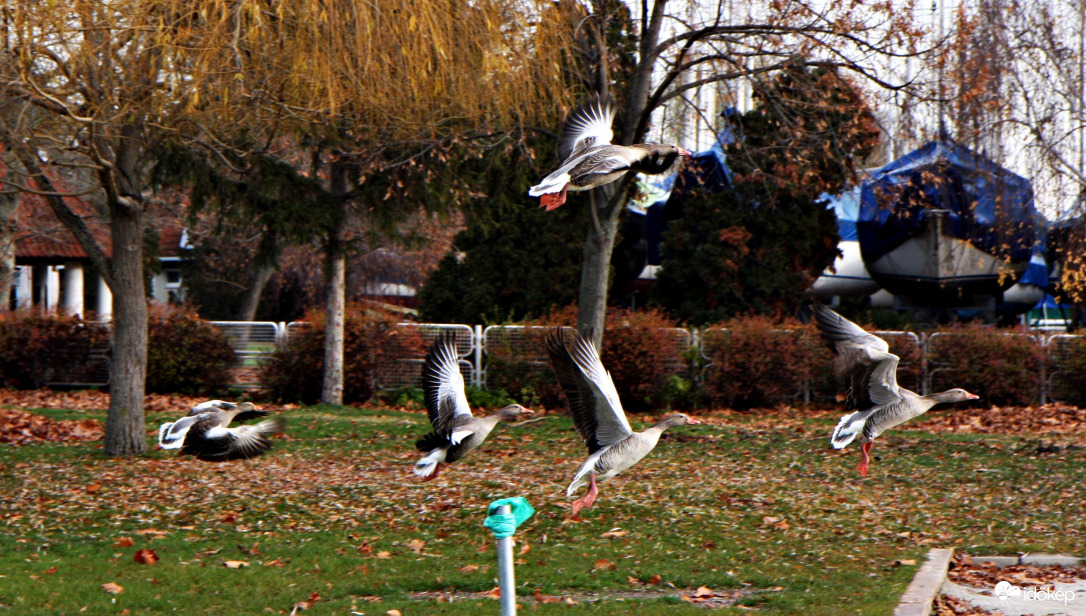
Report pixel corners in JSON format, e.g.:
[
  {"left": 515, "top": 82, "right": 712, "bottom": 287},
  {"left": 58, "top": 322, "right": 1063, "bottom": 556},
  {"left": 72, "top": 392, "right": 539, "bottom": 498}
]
[{"left": 857, "top": 140, "right": 1038, "bottom": 304}]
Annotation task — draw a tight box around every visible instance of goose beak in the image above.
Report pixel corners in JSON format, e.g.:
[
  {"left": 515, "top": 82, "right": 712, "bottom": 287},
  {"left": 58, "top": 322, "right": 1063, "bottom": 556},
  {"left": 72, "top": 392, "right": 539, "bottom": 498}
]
[
  {"left": 678, "top": 148, "right": 692, "bottom": 156},
  {"left": 965, "top": 393, "right": 980, "bottom": 400},
  {"left": 522, "top": 408, "right": 535, "bottom": 415},
  {"left": 686, "top": 418, "right": 701, "bottom": 424}
]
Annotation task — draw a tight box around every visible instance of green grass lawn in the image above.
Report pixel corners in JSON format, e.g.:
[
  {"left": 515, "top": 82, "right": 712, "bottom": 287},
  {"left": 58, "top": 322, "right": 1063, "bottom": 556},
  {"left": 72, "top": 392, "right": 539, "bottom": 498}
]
[{"left": 0, "top": 403, "right": 1083, "bottom": 615}]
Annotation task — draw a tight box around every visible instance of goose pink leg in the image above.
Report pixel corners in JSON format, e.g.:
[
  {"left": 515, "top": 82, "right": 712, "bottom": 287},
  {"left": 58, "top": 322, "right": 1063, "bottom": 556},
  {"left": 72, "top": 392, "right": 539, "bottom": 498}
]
[
  {"left": 570, "top": 473, "right": 598, "bottom": 516},
  {"left": 857, "top": 442, "right": 872, "bottom": 477}
]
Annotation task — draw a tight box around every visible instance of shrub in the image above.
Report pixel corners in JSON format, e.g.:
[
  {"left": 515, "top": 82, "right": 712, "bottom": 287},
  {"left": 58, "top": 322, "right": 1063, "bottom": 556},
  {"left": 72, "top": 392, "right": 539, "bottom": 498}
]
[
  {"left": 0, "top": 311, "right": 110, "bottom": 388},
  {"left": 700, "top": 315, "right": 825, "bottom": 409},
  {"left": 925, "top": 325, "right": 1042, "bottom": 406},
  {"left": 261, "top": 305, "right": 425, "bottom": 404},
  {"left": 146, "top": 305, "right": 236, "bottom": 395},
  {"left": 598, "top": 308, "right": 690, "bottom": 413}
]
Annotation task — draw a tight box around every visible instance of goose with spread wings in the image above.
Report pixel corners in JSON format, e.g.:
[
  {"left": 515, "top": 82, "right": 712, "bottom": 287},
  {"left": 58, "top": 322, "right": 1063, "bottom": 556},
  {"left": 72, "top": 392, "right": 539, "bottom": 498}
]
[
  {"left": 545, "top": 329, "right": 700, "bottom": 515},
  {"left": 812, "top": 302, "right": 978, "bottom": 476},
  {"left": 157, "top": 401, "right": 285, "bottom": 462},
  {"left": 528, "top": 96, "right": 691, "bottom": 211},
  {"left": 413, "top": 335, "right": 533, "bottom": 480}
]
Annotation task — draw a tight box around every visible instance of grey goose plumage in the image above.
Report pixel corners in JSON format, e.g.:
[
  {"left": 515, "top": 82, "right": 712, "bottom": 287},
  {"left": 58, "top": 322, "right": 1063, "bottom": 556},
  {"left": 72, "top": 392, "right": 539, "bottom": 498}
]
[
  {"left": 545, "top": 329, "right": 699, "bottom": 515},
  {"left": 413, "top": 334, "right": 532, "bottom": 480},
  {"left": 157, "top": 401, "right": 285, "bottom": 462},
  {"left": 812, "top": 302, "right": 978, "bottom": 476},
  {"left": 529, "top": 96, "right": 691, "bottom": 211}
]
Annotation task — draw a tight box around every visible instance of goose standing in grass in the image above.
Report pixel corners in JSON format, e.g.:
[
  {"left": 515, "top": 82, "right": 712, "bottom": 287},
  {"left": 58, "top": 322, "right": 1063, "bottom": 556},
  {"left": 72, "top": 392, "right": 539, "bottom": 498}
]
[
  {"left": 413, "top": 335, "right": 533, "bottom": 480},
  {"left": 528, "top": 96, "right": 691, "bottom": 211},
  {"left": 545, "top": 329, "right": 700, "bottom": 515},
  {"left": 157, "top": 401, "right": 285, "bottom": 462},
  {"left": 812, "top": 302, "right": 979, "bottom": 476}
]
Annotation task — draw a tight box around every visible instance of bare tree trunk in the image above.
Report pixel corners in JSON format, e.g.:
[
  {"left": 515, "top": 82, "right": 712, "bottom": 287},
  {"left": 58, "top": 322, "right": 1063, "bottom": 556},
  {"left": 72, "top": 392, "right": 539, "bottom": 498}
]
[
  {"left": 104, "top": 199, "right": 148, "bottom": 456},
  {"left": 0, "top": 189, "right": 16, "bottom": 311},
  {"left": 321, "top": 229, "right": 346, "bottom": 405},
  {"left": 321, "top": 161, "right": 349, "bottom": 406},
  {"left": 576, "top": 190, "right": 624, "bottom": 350},
  {"left": 235, "top": 264, "right": 274, "bottom": 321}
]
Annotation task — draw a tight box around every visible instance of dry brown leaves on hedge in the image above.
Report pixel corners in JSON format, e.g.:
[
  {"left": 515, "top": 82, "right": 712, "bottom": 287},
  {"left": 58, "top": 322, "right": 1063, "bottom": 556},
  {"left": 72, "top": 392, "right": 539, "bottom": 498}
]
[
  {"left": 0, "top": 408, "right": 102, "bottom": 445},
  {"left": 948, "top": 552, "right": 1086, "bottom": 588},
  {"left": 932, "top": 593, "right": 995, "bottom": 616}
]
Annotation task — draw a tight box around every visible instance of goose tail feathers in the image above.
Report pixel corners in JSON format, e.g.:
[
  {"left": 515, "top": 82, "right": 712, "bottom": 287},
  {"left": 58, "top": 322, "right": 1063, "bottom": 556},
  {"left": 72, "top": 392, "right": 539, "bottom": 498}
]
[
  {"left": 413, "top": 448, "right": 447, "bottom": 478},
  {"left": 831, "top": 411, "right": 867, "bottom": 449}
]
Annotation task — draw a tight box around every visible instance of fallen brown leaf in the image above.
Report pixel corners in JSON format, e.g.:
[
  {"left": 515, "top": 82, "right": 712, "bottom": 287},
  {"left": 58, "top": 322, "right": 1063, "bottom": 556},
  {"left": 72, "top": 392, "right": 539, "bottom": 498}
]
[
  {"left": 101, "top": 582, "right": 124, "bottom": 594},
  {"left": 222, "top": 560, "right": 249, "bottom": 569},
  {"left": 134, "top": 549, "right": 158, "bottom": 565}
]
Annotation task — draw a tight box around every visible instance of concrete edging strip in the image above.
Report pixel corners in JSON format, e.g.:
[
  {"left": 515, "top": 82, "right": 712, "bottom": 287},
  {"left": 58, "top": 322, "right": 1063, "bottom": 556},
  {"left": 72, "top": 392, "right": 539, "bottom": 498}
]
[{"left": 893, "top": 548, "right": 955, "bottom": 616}]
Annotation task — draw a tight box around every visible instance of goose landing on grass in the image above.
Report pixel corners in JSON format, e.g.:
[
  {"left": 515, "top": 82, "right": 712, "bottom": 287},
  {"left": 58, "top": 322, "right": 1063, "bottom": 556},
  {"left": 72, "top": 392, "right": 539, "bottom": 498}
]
[
  {"left": 545, "top": 329, "right": 700, "bottom": 516},
  {"left": 812, "top": 302, "right": 978, "bottom": 476},
  {"left": 158, "top": 401, "right": 285, "bottom": 462},
  {"left": 413, "top": 334, "right": 533, "bottom": 480}
]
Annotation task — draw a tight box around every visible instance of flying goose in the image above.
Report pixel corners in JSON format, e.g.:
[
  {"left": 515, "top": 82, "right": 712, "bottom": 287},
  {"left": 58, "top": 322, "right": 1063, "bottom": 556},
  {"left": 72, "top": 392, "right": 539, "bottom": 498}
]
[
  {"left": 545, "top": 329, "right": 700, "bottom": 515},
  {"left": 812, "top": 302, "right": 979, "bottom": 476},
  {"left": 157, "top": 401, "right": 285, "bottom": 462},
  {"left": 529, "top": 96, "right": 691, "bottom": 211},
  {"left": 413, "top": 334, "right": 533, "bottom": 480}
]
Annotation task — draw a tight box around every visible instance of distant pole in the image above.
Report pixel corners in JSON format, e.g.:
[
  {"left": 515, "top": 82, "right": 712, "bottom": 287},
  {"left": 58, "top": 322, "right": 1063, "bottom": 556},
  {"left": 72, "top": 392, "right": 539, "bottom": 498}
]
[{"left": 495, "top": 504, "right": 516, "bottom": 616}]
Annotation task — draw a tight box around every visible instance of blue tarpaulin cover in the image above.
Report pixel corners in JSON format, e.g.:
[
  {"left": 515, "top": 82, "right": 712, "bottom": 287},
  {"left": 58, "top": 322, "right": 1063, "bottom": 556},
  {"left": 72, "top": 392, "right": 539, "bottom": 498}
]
[{"left": 857, "top": 140, "right": 1037, "bottom": 265}]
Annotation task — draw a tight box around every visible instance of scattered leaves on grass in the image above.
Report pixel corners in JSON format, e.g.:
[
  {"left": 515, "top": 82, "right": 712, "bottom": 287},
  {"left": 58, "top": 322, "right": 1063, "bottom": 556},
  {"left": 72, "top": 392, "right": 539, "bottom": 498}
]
[
  {"left": 114, "top": 537, "right": 134, "bottom": 548},
  {"left": 457, "top": 564, "right": 480, "bottom": 573},
  {"left": 406, "top": 539, "right": 425, "bottom": 554},
  {"left": 593, "top": 558, "right": 616, "bottom": 571},
  {"left": 223, "top": 560, "right": 249, "bottom": 569},
  {"left": 101, "top": 582, "right": 124, "bottom": 594},
  {"left": 600, "top": 528, "right": 627, "bottom": 539}
]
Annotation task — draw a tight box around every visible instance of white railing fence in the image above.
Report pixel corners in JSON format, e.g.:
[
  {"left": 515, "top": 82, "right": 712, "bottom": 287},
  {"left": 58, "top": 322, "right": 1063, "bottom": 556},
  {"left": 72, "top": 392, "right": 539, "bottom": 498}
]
[{"left": 35, "top": 320, "right": 1084, "bottom": 405}]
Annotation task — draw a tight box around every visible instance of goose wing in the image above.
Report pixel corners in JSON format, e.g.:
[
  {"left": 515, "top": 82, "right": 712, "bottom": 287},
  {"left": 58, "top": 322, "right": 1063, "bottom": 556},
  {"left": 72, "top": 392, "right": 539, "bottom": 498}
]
[
  {"left": 180, "top": 415, "right": 286, "bottom": 462},
  {"left": 545, "top": 329, "right": 632, "bottom": 454},
  {"left": 158, "top": 415, "right": 201, "bottom": 449},
  {"left": 558, "top": 96, "right": 615, "bottom": 163},
  {"left": 188, "top": 400, "right": 236, "bottom": 416},
  {"left": 812, "top": 302, "right": 903, "bottom": 409},
  {"left": 422, "top": 334, "right": 473, "bottom": 439}
]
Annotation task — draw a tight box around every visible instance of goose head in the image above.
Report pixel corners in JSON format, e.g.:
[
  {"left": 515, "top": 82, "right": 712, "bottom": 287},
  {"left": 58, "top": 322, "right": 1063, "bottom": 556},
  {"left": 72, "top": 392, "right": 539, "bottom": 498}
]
[
  {"left": 657, "top": 413, "right": 701, "bottom": 429},
  {"left": 928, "top": 388, "right": 980, "bottom": 404},
  {"left": 632, "top": 144, "right": 693, "bottom": 174},
  {"left": 497, "top": 404, "right": 534, "bottom": 420}
]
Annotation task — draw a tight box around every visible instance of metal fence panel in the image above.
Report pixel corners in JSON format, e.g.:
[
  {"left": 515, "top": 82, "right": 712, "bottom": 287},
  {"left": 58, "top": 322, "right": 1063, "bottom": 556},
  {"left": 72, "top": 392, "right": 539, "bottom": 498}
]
[
  {"left": 208, "top": 321, "right": 283, "bottom": 388},
  {"left": 1045, "top": 334, "right": 1083, "bottom": 403},
  {"left": 375, "top": 323, "right": 476, "bottom": 390}
]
